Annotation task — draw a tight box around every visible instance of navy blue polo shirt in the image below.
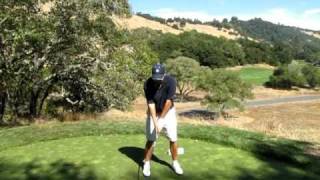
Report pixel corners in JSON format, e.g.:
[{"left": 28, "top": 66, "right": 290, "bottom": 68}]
[{"left": 144, "top": 75, "right": 176, "bottom": 113}]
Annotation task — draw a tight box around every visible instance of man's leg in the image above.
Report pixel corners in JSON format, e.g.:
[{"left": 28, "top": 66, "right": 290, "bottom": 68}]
[
  {"left": 164, "top": 108, "right": 183, "bottom": 175},
  {"left": 170, "top": 141, "right": 178, "bottom": 160},
  {"left": 169, "top": 141, "right": 183, "bottom": 175},
  {"left": 143, "top": 115, "right": 157, "bottom": 177},
  {"left": 142, "top": 140, "right": 154, "bottom": 177},
  {"left": 144, "top": 140, "right": 154, "bottom": 161}
]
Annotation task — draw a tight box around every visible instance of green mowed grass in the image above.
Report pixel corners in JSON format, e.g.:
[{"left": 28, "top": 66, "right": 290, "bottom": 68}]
[
  {"left": 0, "top": 135, "right": 315, "bottom": 180},
  {"left": 0, "top": 121, "right": 319, "bottom": 180},
  {"left": 235, "top": 67, "right": 273, "bottom": 86}
]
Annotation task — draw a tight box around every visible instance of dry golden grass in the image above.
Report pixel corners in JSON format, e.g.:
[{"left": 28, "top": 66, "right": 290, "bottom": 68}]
[
  {"left": 182, "top": 23, "right": 240, "bottom": 39},
  {"left": 100, "top": 87, "right": 320, "bottom": 144},
  {"left": 253, "top": 86, "right": 319, "bottom": 99},
  {"left": 112, "top": 15, "right": 240, "bottom": 39},
  {"left": 39, "top": 1, "right": 54, "bottom": 13},
  {"left": 112, "top": 15, "right": 182, "bottom": 34},
  {"left": 233, "top": 102, "right": 320, "bottom": 143}
]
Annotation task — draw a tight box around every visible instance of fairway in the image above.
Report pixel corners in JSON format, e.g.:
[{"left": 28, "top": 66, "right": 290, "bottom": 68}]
[
  {"left": 0, "top": 134, "right": 317, "bottom": 180},
  {"left": 235, "top": 67, "right": 273, "bottom": 86}
]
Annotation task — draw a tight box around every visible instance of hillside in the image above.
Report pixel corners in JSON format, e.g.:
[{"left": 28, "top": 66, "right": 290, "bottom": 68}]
[
  {"left": 302, "top": 30, "right": 320, "bottom": 39},
  {"left": 112, "top": 15, "right": 182, "bottom": 34},
  {"left": 112, "top": 15, "right": 241, "bottom": 39},
  {"left": 230, "top": 18, "right": 320, "bottom": 62},
  {"left": 231, "top": 18, "right": 320, "bottom": 47}
]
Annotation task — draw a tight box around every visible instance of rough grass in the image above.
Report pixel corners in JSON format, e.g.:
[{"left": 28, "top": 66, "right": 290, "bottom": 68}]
[
  {"left": 0, "top": 120, "right": 319, "bottom": 179},
  {"left": 236, "top": 67, "right": 273, "bottom": 86}
]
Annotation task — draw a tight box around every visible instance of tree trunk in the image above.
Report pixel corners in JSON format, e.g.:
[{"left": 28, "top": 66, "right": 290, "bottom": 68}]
[
  {"left": 0, "top": 92, "right": 6, "bottom": 124},
  {"left": 38, "top": 85, "right": 52, "bottom": 116},
  {"left": 29, "top": 89, "right": 40, "bottom": 118},
  {"left": 101, "top": 0, "right": 106, "bottom": 10}
]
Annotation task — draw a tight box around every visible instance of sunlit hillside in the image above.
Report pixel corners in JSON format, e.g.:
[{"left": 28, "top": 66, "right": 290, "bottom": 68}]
[{"left": 112, "top": 15, "right": 241, "bottom": 39}]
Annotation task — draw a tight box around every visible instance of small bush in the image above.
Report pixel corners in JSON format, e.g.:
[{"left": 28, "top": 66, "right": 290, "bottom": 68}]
[
  {"left": 265, "top": 63, "right": 310, "bottom": 89},
  {"left": 172, "top": 24, "right": 179, "bottom": 30},
  {"left": 302, "top": 64, "right": 320, "bottom": 88}
]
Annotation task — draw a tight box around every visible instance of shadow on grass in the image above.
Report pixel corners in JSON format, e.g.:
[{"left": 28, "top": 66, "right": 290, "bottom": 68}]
[
  {"left": 119, "top": 146, "right": 173, "bottom": 170},
  {"left": 0, "top": 159, "right": 100, "bottom": 180},
  {"left": 250, "top": 141, "right": 320, "bottom": 176},
  {"left": 179, "top": 109, "right": 219, "bottom": 120}
]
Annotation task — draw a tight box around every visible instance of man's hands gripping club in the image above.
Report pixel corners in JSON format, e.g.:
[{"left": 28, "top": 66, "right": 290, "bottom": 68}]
[{"left": 148, "top": 100, "right": 173, "bottom": 134}]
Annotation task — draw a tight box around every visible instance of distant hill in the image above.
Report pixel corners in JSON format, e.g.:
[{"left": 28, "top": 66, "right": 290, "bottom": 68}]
[
  {"left": 113, "top": 13, "right": 320, "bottom": 64},
  {"left": 111, "top": 15, "right": 241, "bottom": 40},
  {"left": 230, "top": 18, "right": 320, "bottom": 62},
  {"left": 302, "top": 30, "right": 320, "bottom": 39},
  {"left": 231, "top": 18, "right": 320, "bottom": 42}
]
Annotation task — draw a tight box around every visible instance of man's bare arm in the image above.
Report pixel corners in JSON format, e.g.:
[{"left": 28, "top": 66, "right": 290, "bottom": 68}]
[{"left": 159, "top": 100, "right": 172, "bottom": 119}]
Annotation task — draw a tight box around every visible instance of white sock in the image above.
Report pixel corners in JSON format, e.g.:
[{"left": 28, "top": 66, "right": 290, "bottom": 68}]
[
  {"left": 144, "top": 160, "right": 150, "bottom": 165},
  {"left": 173, "top": 160, "right": 178, "bottom": 165}
]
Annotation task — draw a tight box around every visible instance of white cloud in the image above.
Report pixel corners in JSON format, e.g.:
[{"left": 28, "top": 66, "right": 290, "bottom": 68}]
[
  {"left": 304, "top": 8, "right": 320, "bottom": 16},
  {"left": 152, "top": 8, "right": 320, "bottom": 30}
]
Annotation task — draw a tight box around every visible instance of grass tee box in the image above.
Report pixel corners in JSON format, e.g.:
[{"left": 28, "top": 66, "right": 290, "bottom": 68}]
[
  {"left": 0, "top": 121, "right": 319, "bottom": 179},
  {"left": 234, "top": 67, "right": 273, "bottom": 86}
]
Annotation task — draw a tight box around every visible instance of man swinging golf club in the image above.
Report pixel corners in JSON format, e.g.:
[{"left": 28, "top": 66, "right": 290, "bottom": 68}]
[{"left": 142, "top": 63, "right": 183, "bottom": 177}]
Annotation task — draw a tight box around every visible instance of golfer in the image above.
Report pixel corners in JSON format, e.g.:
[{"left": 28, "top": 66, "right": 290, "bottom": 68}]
[{"left": 142, "top": 63, "right": 183, "bottom": 177}]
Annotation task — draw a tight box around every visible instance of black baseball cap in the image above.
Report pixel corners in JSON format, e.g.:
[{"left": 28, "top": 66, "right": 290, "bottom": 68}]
[{"left": 152, "top": 63, "right": 165, "bottom": 80}]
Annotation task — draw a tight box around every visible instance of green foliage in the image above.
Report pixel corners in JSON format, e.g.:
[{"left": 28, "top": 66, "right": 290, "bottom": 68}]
[
  {"left": 231, "top": 18, "right": 320, "bottom": 63},
  {"left": 273, "top": 42, "right": 294, "bottom": 64},
  {"left": 306, "top": 52, "right": 320, "bottom": 65},
  {"left": 238, "top": 39, "right": 277, "bottom": 65},
  {"left": 197, "top": 69, "right": 253, "bottom": 116},
  {"left": 136, "top": 12, "right": 166, "bottom": 24},
  {"left": 165, "top": 56, "right": 201, "bottom": 100},
  {"left": 89, "top": 0, "right": 131, "bottom": 16},
  {"left": 151, "top": 31, "right": 246, "bottom": 68},
  {"left": 302, "top": 64, "right": 320, "bottom": 88},
  {"left": 266, "top": 67, "right": 294, "bottom": 89},
  {"left": 0, "top": 0, "right": 152, "bottom": 122},
  {"left": 149, "top": 29, "right": 296, "bottom": 68},
  {"left": 265, "top": 62, "right": 319, "bottom": 89}
]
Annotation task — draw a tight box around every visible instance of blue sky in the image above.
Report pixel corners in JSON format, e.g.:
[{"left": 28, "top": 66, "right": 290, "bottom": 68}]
[{"left": 129, "top": 0, "right": 320, "bottom": 30}]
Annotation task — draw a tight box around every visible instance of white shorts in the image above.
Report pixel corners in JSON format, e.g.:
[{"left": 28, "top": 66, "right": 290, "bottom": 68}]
[{"left": 146, "top": 107, "right": 178, "bottom": 142}]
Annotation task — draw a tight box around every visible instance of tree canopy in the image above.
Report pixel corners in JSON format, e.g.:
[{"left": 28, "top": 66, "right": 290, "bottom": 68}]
[{"left": 0, "top": 0, "right": 155, "bottom": 123}]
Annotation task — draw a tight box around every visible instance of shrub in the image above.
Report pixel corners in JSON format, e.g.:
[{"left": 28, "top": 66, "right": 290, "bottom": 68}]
[
  {"left": 302, "top": 64, "right": 320, "bottom": 88},
  {"left": 197, "top": 69, "right": 253, "bottom": 118}
]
